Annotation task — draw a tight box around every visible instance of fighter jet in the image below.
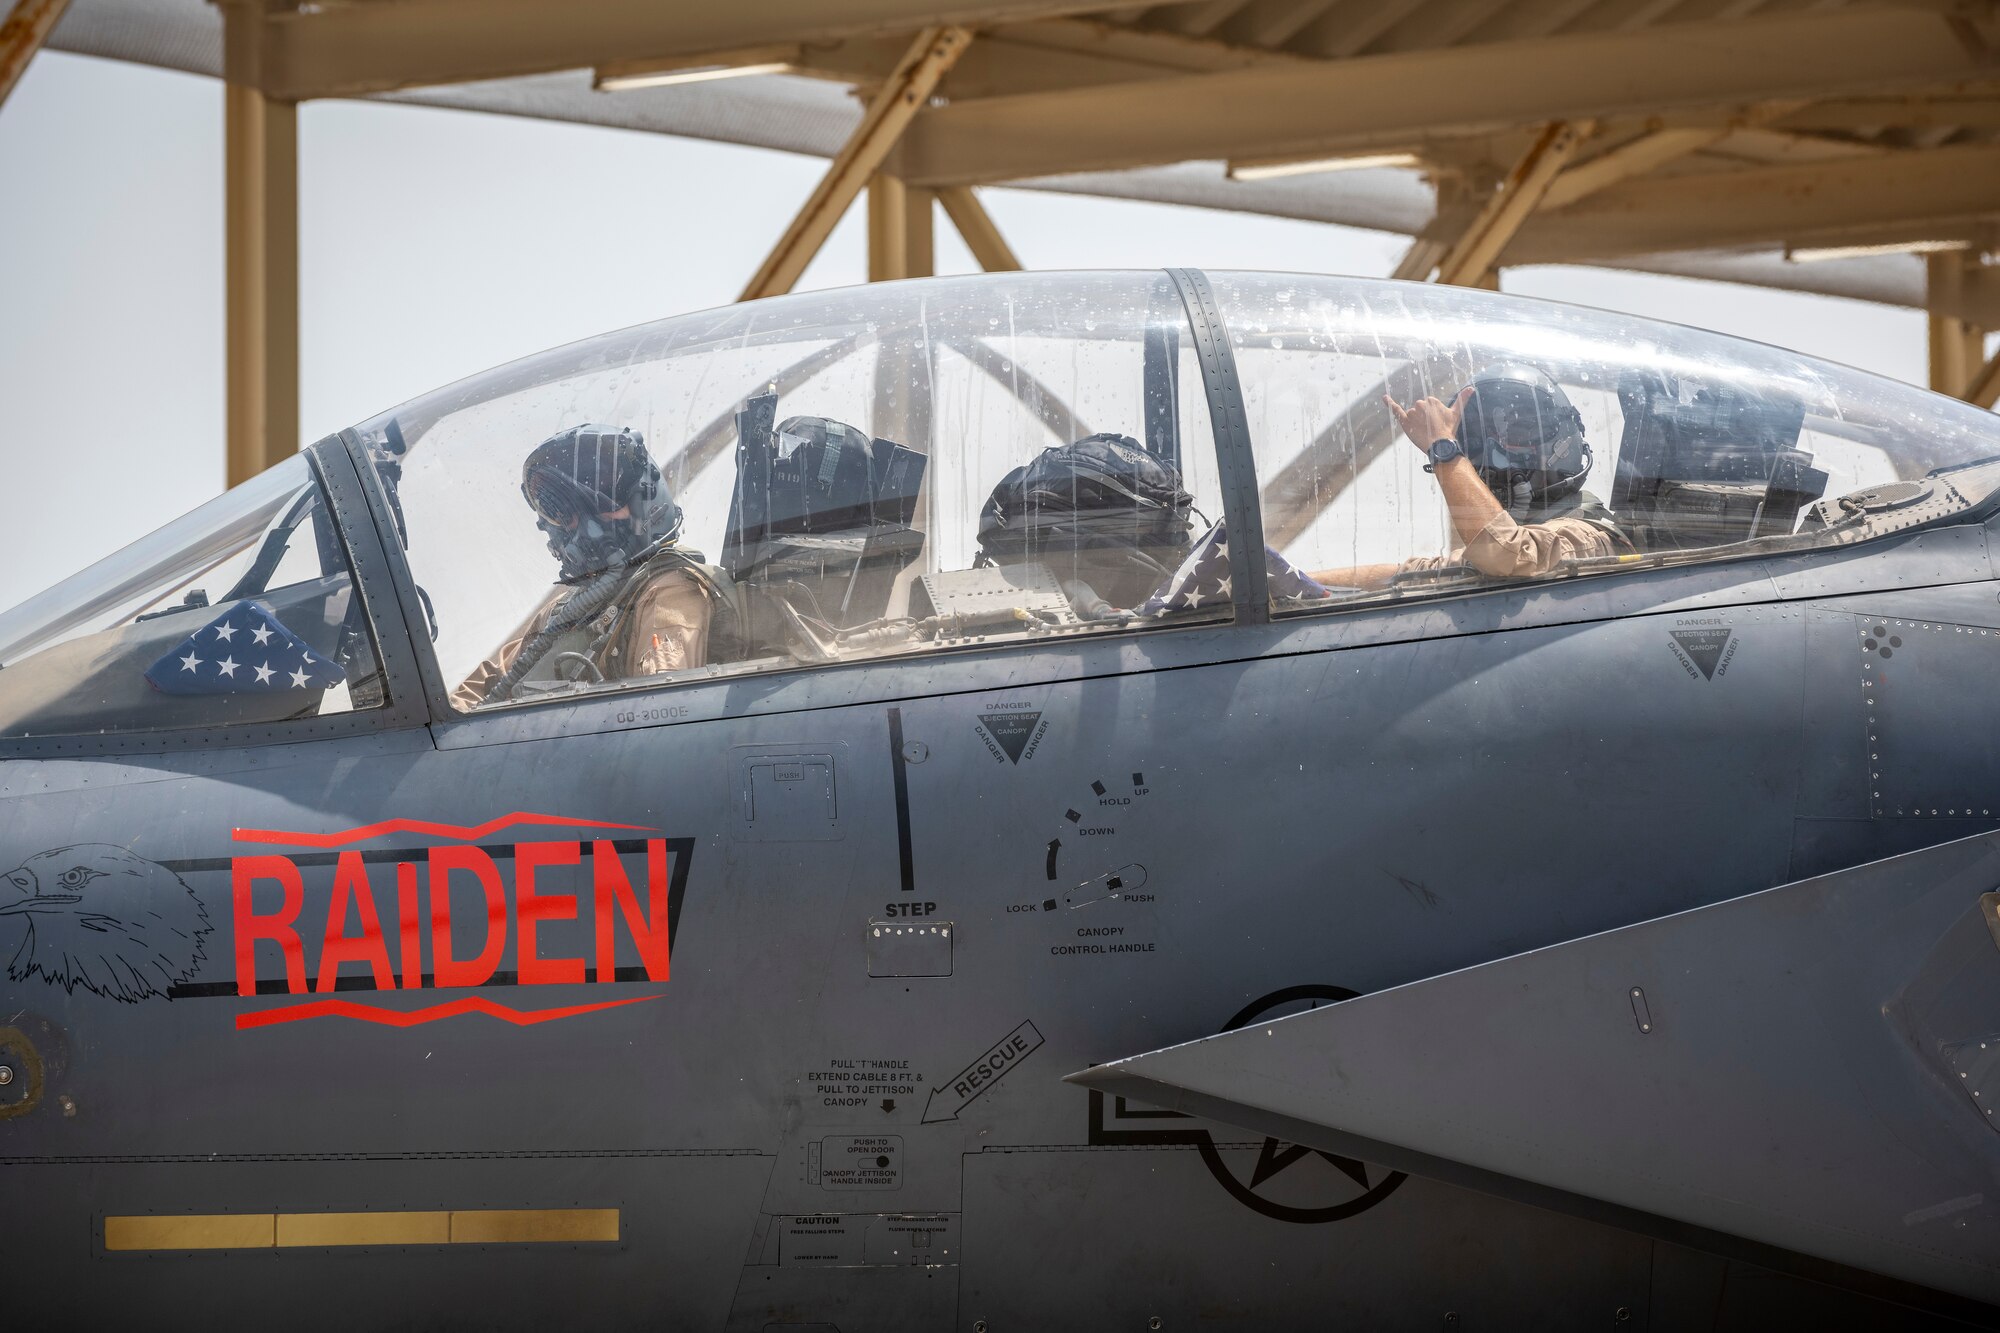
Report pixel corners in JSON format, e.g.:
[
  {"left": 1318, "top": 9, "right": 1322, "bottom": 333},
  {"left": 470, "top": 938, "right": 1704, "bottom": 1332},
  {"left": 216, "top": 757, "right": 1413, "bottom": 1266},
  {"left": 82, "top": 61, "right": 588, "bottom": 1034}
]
[{"left": 2, "top": 268, "right": 1998, "bottom": 1330}]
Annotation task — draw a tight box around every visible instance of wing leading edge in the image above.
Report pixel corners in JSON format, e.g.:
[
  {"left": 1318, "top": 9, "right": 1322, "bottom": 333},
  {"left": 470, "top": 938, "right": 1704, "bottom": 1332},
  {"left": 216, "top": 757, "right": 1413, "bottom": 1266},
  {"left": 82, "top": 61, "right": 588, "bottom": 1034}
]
[{"left": 1068, "top": 831, "right": 2000, "bottom": 1313}]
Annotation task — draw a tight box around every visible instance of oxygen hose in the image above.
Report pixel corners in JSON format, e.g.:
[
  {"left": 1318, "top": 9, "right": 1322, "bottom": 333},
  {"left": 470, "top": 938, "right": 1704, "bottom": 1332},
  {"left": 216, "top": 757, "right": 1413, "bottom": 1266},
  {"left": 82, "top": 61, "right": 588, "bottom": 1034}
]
[{"left": 480, "top": 564, "right": 630, "bottom": 703}]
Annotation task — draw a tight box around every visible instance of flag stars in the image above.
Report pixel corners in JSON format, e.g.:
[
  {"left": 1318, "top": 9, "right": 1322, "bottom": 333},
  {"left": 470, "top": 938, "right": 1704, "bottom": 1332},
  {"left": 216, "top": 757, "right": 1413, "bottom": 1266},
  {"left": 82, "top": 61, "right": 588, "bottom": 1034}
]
[
  {"left": 144, "top": 604, "right": 345, "bottom": 696},
  {"left": 1138, "top": 517, "right": 1324, "bottom": 617}
]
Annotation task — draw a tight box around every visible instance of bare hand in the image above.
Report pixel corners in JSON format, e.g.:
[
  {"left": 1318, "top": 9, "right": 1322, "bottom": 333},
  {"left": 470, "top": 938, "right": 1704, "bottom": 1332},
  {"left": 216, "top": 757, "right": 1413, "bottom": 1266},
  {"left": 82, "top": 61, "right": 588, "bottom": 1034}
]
[{"left": 1384, "top": 387, "right": 1474, "bottom": 453}]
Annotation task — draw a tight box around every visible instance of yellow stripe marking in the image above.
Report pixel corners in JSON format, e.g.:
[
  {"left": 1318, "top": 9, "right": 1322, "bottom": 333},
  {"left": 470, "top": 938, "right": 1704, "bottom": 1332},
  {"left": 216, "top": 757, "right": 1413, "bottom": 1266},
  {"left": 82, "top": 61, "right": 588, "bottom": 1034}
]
[
  {"left": 450, "top": 1208, "right": 620, "bottom": 1244},
  {"left": 105, "top": 1213, "right": 276, "bottom": 1252},
  {"left": 104, "top": 1208, "right": 618, "bottom": 1251},
  {"left": 277, "top": 1210, "right": 451, "bottom": 1247}
]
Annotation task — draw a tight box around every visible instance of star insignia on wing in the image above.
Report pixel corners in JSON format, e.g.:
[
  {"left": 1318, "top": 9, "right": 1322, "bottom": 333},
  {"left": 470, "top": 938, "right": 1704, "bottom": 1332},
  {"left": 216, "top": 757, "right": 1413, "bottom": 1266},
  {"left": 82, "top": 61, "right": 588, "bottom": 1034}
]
[{"left": 1248, "top": 1139, "right": 1374, "bottom": 1192}]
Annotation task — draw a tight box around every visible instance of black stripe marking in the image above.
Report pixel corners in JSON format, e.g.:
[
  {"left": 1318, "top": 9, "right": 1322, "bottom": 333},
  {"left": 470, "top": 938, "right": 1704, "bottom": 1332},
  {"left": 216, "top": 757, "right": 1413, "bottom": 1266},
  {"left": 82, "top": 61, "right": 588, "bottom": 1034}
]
[
  {"left": 167, "top": 964, "right": 663, "bottom": 1000},
  {"left": 887, "top": 707, "right": 916, "bottom": 893},
  {"left": 161, "top": 837, "right": 693, "bottom": 1001}
]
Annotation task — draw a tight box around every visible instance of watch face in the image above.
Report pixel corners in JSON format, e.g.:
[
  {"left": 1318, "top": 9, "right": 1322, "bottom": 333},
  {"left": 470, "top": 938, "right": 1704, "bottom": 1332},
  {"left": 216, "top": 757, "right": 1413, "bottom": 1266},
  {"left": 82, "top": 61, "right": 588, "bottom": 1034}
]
[{"left": 1428, "top": 438, "right": 1463, "bottom": 465}]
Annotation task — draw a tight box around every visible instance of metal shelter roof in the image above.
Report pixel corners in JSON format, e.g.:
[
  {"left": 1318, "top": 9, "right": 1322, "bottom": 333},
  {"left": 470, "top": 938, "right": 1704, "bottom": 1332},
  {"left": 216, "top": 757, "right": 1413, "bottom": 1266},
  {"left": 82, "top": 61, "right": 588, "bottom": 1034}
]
[
  {"left": 40, "top": 0, "right": 2000, "bottom": 315},
  {"left": 14, "top": 0, "right": 2000, "bottom": 484}
]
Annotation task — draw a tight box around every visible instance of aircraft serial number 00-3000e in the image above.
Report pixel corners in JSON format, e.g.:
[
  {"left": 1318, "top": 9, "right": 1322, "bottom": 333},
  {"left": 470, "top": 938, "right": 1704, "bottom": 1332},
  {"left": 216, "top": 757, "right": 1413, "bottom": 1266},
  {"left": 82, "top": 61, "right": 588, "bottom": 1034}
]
[{"left": 4, "top": 270, "right": 2000, "bottom": 1331}]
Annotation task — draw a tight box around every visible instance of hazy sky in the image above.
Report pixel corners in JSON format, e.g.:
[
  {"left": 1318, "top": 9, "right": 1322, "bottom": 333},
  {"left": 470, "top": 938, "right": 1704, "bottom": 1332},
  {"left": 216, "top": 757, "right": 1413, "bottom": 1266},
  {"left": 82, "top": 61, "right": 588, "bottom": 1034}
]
[{"left": 0, "top": 50, "right": 1944, "bottom": 609}]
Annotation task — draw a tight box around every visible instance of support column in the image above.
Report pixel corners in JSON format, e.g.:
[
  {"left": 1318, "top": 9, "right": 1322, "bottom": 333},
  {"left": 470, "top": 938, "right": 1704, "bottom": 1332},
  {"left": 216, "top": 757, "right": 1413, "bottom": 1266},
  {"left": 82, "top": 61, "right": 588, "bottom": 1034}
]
[
  {"left": 904, "top": 184, "right": 935, "bottom": 279},
  {"left": 0, "top": 0, "right": 71, "bottom": 112},
  {"left": 225, "top": 82, "right": 299, "bottom": 486},
  {"left": 868, "top": 172, "right": 909, "bottom": 282},
  {"left": 867, "top": 174, "right": 934, "bottom": 282},
  {"left": 1928, "top": 251, "right": 1986, "bottom": 398}
]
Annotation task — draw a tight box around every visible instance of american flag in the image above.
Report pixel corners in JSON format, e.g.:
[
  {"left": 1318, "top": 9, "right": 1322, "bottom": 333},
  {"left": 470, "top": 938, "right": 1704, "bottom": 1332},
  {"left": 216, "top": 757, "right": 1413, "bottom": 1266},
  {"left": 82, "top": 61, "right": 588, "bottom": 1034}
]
[
  {"left": 1138, "top": 519, "right": 1328, "bottom": 617},
  {"left": 144, "top": 601, "right": 347, "bottom": 696}
]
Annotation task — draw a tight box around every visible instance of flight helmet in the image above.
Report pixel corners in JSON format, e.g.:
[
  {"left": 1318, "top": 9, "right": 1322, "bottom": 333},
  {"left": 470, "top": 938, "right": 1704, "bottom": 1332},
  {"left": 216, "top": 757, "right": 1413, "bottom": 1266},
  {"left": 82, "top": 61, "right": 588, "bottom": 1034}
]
[
  {"left": 976, "top": 433, "right": 1196, "bottom": 609},
  {"left": 1456, "top": 366, "right": 1595, "bottom": 516},
  {"left": 521, "top": 424, "right": 683, "bottom": 582}
]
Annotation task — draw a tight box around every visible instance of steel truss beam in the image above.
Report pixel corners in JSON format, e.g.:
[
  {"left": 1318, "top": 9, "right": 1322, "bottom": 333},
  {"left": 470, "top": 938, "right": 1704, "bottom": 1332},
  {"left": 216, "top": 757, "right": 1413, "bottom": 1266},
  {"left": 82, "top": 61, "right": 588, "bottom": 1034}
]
[
  {"left": 594, "top": 18, "right": 1298, "bottom": 102},
  {"left": 1500, "top": 142, "right": 2000, "bottom": 265},
  {"left": 1391, "top": 174, "right": 1483, "bottom": 282},
  {"left": 740, "top": 26, "right": 970, "bottom": 302},
  {"left": 1434, "top": 120, "right": 1593, "bottom": 286},
  {"left": 1775, "top": 92, "right": 2000, "bottom": 132},
  {"left": 1539, "top": 127, "right": 1729, "bottom": 212},
  {"left": 0, "top": 0, "right": 69, "bottom": 111},
  {"left": 937, "top": 186, "right": 1023, "bottom": 271},
  {"left": 887, "top": 9, "right": 1990, "bottom": 187},
  {"left": 217, "top": 0, "right": 1205, "bottom": 100},
  {"left": 873, "top": 178, "right": 1024, "bottom": 276}
]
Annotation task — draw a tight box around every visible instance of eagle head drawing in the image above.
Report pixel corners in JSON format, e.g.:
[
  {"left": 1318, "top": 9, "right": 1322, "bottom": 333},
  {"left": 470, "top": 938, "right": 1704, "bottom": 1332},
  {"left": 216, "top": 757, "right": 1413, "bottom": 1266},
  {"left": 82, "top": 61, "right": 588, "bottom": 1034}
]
[{"left": 0, "top": 845, "right": 212, "bottom": 1002}]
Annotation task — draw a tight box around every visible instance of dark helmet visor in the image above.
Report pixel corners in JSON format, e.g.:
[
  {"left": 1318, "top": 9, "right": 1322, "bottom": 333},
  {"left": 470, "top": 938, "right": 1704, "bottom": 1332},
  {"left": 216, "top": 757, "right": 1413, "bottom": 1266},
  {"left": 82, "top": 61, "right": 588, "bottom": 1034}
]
[
  {"left": 1462, "top": 380, "right": 1559, "bottom": 459},
  {"left": 522, "top": 467, "right": 614, "bottom": 528},
  {"left": 522, "top": 426, "right": 645, "bottom": 526}
]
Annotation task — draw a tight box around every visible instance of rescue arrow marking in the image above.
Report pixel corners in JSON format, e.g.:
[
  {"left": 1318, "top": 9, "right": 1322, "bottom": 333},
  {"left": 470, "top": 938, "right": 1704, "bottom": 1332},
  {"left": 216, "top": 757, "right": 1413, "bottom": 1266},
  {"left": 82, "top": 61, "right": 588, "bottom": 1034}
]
[{"left": 923, "top": 1020, "right": 1044, "bottom": 1123}]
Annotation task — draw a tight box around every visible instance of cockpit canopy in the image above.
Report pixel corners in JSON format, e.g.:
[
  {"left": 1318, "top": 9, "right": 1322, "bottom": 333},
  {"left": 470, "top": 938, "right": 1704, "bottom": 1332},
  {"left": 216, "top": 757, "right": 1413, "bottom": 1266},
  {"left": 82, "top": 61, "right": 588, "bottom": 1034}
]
[{"left": 3, "top": 270, "right": 1997, "bottom": 741}]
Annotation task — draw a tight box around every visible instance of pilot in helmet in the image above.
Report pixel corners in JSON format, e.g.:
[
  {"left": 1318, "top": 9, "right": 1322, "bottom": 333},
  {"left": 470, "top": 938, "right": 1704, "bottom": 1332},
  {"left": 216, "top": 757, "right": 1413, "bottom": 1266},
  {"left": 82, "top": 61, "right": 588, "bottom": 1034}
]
[
  {"left": 1310, "top": 366, "right": 1632, "bottom": 588},
  {"left": 452, "top": 424, "right": 731, "bottom": 708}
]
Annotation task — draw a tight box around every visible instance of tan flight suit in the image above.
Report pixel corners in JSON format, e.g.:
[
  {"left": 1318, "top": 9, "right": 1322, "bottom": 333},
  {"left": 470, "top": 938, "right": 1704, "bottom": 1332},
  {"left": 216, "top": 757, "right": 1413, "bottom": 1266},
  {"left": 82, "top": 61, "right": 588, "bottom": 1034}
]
[
  {"left": 1398, "top": 510, "right": 1623, "bottom": 580},
  {"left": 452, "top": 564, "right": 717, "bottom": 711}
]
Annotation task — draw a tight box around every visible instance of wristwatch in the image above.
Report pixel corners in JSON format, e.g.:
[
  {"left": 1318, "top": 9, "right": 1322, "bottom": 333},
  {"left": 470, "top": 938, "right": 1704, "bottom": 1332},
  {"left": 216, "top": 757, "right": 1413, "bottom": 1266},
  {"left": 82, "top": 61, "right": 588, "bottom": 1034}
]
[{"left": 1425, "top": 437, "right": 1465, "bottom": 468}]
